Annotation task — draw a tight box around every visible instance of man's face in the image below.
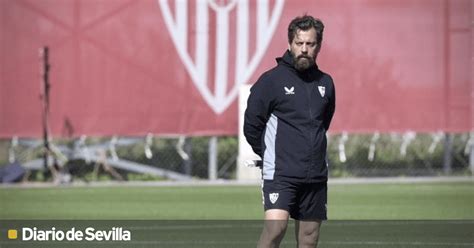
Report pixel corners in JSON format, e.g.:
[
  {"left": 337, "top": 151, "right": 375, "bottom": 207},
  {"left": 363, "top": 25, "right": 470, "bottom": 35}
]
[{"left": 288, "top": 28, "right": 319, "bottom": 71}]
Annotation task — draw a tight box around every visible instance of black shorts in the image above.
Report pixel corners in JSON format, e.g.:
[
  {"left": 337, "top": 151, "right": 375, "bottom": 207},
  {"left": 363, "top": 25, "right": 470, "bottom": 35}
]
[{"left": 262, "top": 179, "right": 327, "bottom": 221}]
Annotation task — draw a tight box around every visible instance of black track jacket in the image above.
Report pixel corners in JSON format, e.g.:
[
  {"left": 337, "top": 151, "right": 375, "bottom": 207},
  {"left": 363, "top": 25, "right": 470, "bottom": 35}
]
[{"left": 244, "top": 50, "right": 335, "bottom": 183}]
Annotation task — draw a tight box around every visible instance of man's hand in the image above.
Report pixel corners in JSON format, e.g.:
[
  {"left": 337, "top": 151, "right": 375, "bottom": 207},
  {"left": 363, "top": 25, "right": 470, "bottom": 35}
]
[{"left": 245, "top": 160, "right": 263, "bottom": 168}]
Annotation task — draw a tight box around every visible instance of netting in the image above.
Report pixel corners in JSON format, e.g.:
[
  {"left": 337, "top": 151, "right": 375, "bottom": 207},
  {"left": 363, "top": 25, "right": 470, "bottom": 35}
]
[{"left": 0, "top": 133, "right": 471, "bottom": 184}]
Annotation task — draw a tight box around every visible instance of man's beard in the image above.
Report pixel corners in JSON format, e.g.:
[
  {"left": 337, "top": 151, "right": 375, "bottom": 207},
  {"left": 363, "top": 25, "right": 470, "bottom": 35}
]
[{"left": 291, "top": 51, "right": 315, "bottom": 72}]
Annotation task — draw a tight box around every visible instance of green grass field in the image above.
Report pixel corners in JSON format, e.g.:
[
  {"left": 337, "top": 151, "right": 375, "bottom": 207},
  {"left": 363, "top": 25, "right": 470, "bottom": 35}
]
[
  {"left": 0, "top": 181, "right": 473, "bottom": 247},
  {"left": 1, "top": 181, "right": 473, "bottom": 220}
]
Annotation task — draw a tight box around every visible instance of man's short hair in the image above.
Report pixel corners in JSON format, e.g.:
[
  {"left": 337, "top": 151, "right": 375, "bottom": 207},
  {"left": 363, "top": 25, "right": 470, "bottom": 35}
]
[{"left": 287, "top": 15, "right": 324, "bottom": 46}]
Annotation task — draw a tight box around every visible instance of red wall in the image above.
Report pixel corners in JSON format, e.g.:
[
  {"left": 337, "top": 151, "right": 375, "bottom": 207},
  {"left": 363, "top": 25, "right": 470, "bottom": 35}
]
[{"left": 1, "top": 0, "right": 472, "bottom": 137}]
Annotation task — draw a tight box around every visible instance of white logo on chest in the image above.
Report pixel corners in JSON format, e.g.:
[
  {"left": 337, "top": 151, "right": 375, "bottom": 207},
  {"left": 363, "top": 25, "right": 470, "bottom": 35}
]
[
  {"left": 318, "top": 86, "right": 326, "bottom": 97},
  {"left": 284, "top": 86, "right": 295, "bottom": 95}
]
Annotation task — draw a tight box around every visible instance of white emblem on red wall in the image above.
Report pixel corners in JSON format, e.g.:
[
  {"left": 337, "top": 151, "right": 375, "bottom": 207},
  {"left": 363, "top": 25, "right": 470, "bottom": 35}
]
[{"left": 158, "top": 0, "right": 285, "bottom": 114}]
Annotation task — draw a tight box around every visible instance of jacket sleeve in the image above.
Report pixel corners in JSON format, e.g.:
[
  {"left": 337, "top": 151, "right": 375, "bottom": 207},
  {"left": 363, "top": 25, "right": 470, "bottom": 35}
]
[
  {"left": 243, "top": 76, "right": 274, "bottom": 158},
  {"left": 323, "top": 78, "right": 336, "bottom": 131}
]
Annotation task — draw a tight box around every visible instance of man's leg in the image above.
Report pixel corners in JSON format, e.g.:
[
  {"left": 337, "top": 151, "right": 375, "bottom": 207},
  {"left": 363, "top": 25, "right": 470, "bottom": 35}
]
[
  {"left": 294, "top": 220, "right": 322, "bottom": 248},
  {"left": 258, "top": 209, "right": 289, "bottom": 248},
  {"left": 294, "top": 182, "right": 326, "bottom": 247}
]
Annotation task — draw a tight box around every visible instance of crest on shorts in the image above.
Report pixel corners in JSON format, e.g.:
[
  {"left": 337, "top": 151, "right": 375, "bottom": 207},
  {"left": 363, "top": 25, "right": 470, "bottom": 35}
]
[
  {"left": 318, "top": 86, "right": 326, "bottom": 97},
  {"left": 158, "top": 0, "right": 285, "bottom": 114},
  {"left": 269, "top": 192, "right": 279, "bottom": 204}
]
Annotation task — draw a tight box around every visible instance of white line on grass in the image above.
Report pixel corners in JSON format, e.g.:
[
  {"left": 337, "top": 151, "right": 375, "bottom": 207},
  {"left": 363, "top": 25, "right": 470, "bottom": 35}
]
[{"left": 1, "top": 176, "right": 472, "bottom": 188}]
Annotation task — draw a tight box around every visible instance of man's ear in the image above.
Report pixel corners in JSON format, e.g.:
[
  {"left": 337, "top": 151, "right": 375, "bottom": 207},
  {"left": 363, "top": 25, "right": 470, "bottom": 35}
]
[
  {"left": 316, "top": 44, "right": 322, "bottom": 54},
  {"left": 288, "top": 43, "right": 291, "bottom": 51}
]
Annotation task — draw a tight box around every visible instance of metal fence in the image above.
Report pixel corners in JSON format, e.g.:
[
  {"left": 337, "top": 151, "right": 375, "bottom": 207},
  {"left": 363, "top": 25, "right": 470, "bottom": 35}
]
[
  {"left": 326, "top": 132, "right": 471, "bottom": 177},
  {"left": 0, "top": 132, "right": 472, "bottom": 183}
]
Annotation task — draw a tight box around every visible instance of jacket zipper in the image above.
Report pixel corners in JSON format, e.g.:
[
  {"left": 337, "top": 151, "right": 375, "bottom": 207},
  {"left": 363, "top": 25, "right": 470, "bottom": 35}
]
[{"left": 305, "top": 82, "right": 315, "bottom": 181}]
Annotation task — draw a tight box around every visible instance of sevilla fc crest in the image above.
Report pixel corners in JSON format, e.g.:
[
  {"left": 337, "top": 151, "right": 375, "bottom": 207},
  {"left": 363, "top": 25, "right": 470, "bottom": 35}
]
[
  {"left": 158, "top": 0, "right": 285, "bottom": 113},
  {"left": 269, "top": 192, "right": 279, "bottom": 204},
  {"left": 318, "top": 86, "right": 326, "bottom": 97}
]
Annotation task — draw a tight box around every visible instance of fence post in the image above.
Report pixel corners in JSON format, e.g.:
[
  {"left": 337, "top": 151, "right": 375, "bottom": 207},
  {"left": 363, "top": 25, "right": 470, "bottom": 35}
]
[
  {"left": 183, "top": 137, "right": 192, "bottom": 176},
  {"left": 443, "top": 133, "right": 453, "bottom": 174},
  {"left": 208, "top": 136, "right": 218, "bottom": 180},
  {"left": 40, "top": 47, "right": 51, "bottom": 179},
  {"left": 470, "top": 135, "right": 474, "bottom": 176}
]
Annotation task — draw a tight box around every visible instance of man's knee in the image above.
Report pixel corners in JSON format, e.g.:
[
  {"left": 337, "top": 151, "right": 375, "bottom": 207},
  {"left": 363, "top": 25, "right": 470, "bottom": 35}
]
[
  {"left": 259, "top": 220, "right": 288, "bottom": 248},
  {"left": 258, "top": 210, "right": 290, "bottom": 247},
  {"left": 264, "top": 209, "right": 289, "bottom": 235},
  {"left": 298, "top": 231, "right": 319, "bottom": 247},
  {"left": 263, "top": 219, "right": 288, "bottom": 235},
  {"left": 296, "top": 220, "right": 322, "bottom": 248}
]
